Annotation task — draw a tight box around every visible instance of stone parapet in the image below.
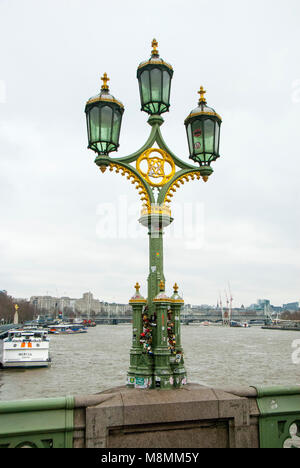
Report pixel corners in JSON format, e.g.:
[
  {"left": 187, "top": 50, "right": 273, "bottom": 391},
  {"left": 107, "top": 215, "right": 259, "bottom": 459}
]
[
  {"left": 2, "top": 384, "right": 299, "bottom": 448},
  {"left": 73, "top": 384, "right": 260, "bottom": 448}
]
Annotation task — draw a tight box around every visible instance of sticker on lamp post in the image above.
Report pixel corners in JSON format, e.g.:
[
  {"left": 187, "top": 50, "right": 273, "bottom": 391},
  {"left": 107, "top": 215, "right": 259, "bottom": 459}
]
[{"left": 135, "top": 376, "right": 151, "bottom": 389}]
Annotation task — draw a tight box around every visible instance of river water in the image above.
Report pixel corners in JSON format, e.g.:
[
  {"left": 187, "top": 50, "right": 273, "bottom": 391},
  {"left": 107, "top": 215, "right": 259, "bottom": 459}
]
[{"left": 0, "top": 325, "right": 299, "bottom": 401}]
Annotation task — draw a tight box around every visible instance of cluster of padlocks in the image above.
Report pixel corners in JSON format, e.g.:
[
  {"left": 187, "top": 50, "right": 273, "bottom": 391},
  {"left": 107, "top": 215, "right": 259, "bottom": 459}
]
[
  {"left": 128, "top": 281, "right": 187, "bottom": 390},
  {"left": 167, "top": 311, "right": 176, "bottom": 355},
  {"left": 139, "top": 312, "right": 153, "bottom": 356}
]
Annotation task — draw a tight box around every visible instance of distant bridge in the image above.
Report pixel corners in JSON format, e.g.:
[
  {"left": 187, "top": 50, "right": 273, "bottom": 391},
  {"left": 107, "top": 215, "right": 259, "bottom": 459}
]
[
  {"left": 93, "top": 313, "right": 268, "bottom": 326},
  {"left": 94, "top": 317, "right": 132, "bottom": 325},
  {"left": 181, "top": 313, "right": 268, "bottom": 324}
]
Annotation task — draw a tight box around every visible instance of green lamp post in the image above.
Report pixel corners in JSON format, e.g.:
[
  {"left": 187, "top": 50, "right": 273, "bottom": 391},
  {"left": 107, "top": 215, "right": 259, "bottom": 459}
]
[{"left": 84, "top": 39, "right": 222, "bottom": 390}]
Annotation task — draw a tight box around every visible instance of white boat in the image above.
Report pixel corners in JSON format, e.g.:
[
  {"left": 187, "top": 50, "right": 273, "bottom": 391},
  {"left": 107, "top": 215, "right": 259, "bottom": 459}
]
[{"left": 1, "top": 329, "right": 51, "bottom": 368}]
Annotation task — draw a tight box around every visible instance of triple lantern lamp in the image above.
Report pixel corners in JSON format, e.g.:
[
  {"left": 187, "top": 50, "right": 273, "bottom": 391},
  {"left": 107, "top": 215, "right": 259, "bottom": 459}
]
[{"left": 85, "top": 39, "right": 222, "bottom": 167}]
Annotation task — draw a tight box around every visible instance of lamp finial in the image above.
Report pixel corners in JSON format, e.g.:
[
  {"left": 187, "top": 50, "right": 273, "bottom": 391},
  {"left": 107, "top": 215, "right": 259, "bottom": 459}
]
[
  {"left": 101, "top": 72, "right": 110, "bottom": 91},
  {"left": 173, "top": 283, "right": 179, "bottom": 293},
  {"left": 198, "top": 86, "right": 207, "bottom": 104},
  {"left": 135, "top": 282, "right": 140, "bottom": 291},
  {"left": 151, "top": 38, "right": 159, "bottom": 56},
  {"left": 159, "top": 280, "right": 165, "bottom": 291}
]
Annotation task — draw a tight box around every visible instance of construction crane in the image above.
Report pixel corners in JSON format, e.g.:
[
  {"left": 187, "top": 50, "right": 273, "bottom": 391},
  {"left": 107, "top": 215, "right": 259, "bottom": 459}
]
[
  {"left": 220, "top": 290, "right": 230, "bottom": 327},
  {"left": 228, "top": 282, "right": 233, "bottom": 325},
  {"left": 219, "top": 293, "right": 223, "bottom": 322}
]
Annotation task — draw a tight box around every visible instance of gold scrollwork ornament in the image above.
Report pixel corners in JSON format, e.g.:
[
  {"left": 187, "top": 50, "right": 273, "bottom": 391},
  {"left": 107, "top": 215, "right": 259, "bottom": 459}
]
[{"left": 136, "top": 148, "right": 175, "bottom": 187}]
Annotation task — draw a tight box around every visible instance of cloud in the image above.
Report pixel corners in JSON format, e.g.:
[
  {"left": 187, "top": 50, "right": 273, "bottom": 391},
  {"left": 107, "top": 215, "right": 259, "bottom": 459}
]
[{"left": 0, "top": 0, "right": 299, "bottom": 306}]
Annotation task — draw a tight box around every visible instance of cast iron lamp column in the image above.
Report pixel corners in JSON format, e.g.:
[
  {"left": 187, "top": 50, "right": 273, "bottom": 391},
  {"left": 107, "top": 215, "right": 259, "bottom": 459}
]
[{"left": 84, "top": 39, "right": 222, "bottom": 390}]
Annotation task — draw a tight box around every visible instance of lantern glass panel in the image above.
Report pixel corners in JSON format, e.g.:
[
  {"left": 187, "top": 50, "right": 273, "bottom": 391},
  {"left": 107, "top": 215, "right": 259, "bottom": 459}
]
[
  {"left": 191, "top": 120, "right": 204, "bottom": 156},
  {"left": 150, "top": 68, "right": 162, "bottom": 103},
  {"left": 86, "top": 113, "right": 90, "bottom": 141},
  {"left": 140, "top": 70, "right": 151, "bottom": 104},
  {"left": 100, "top": 105, "right": 113, "bottom": 142},
  {"left": 204, "top": 119, "right": 214, "bottom": 154},
  {"left": 187, "top": 123, "right": 193, "bottom": 155},
  {"left": 111, "top": 108, "right": 122, "bottom": 145},
  {"left": 162, "top": 70, "right": 170, "bottom": 103},
  {"left": 214, "top": 122, "right": 220, "bottom": 153},
  {"left": 90, "top": 106, "right": 100, "bottom": 143}
]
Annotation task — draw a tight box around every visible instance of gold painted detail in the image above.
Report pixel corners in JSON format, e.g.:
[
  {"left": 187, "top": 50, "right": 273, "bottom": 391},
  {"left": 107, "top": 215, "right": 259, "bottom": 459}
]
[
  {"left": 129, "top": 297, "right": 146, "bottom": 304},
  {"left": 164, "top": 171, "right": 203, "bottom": 205},
  {"left": 153, "top": 294, "right": 171, "bottom": 303},
  {"left": 198, "top": 86, "right": 207, "bottom": 104},
  {"left": 136, "top": 148, "right": 175, "bottom": 187},
  {"left": 108, "top": 163, "right": 151, "bottom": 210},
  {"left": 140, "top": 204, "right": 171, "bottom": 217},
  {"left": 171, "top": 283, "right": 184, "bottom": 303},
  {"left": 184, "top": 110, "right": 222, "bottom": 123},
  {"left": 138, "top": 58, "right": 173, "bottom": 71},
  {"left": 151, "top": 38, "right": 159, "bottom": 56},
  {"left": 86, "top": 95, "right": 124, "bottom": 109},
  {"left": 129, "top": 282, "right": 146, "bottom": 304},
  {"left": 129, "top": 299, "right": 146, "bottom": 304},
  {"left": 172, "top": 297, "right": 184, "bottom": 304},
  {"left": 159, "top": 280, "right": 165, "bottom": 291},
  {"left": 101, "top": 73, "right": 110, "bottom": 90}
]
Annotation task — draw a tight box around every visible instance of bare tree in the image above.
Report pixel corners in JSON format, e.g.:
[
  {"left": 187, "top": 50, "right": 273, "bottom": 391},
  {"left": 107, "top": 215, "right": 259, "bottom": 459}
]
[{"left": 281, "top": 311, "right": 300, "bottom": 321}]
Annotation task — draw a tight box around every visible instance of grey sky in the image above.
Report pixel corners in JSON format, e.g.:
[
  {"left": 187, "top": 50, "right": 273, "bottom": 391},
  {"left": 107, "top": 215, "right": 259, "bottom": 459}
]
[{"left": 0, "top": 0, "right": 299, "bottom": 307}]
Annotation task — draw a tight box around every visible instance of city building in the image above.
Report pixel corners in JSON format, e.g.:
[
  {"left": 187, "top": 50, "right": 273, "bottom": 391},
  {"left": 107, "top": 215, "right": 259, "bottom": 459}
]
[
  {"left": 29, "top": 292, "right": 131, "bottom": 318},
  {"left": 283, "top": 302, "right": 299, "bottom": 312}
]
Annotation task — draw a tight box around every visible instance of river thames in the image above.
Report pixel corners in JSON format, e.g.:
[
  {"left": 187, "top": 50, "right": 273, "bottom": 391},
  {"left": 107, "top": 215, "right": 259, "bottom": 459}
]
[{"left": 0, "top": 325, "right": 299, "bottom": 401}]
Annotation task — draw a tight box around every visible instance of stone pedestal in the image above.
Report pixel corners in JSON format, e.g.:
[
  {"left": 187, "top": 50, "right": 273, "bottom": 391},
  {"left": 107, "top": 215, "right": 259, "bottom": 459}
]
[{"left": 76, "top": 384, "right": 260, "bottom": 448}]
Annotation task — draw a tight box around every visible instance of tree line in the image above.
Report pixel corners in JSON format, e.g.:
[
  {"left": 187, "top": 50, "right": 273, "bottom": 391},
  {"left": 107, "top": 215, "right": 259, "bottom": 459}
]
[
  {"left": 0, "top": 292, "right": 35, "bottom": 324},
  {"left": 281, "top": 311, "right": 300, "bottom": 321}
]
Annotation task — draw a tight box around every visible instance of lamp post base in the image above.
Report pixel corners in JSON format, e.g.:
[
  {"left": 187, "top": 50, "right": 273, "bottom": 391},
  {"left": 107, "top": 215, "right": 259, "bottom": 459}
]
[{"left": 127, "top": 282, "right": 187, "bottom": 390}]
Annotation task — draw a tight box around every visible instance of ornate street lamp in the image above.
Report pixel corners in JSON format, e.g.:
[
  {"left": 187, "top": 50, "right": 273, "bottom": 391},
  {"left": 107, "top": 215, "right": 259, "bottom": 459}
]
[
  {"left": 137, "top": 39, "right": 173, "bottom": 115},
  {"left": 85, "top": 73, "right": 124, "bottom": 165},
  {"left": 185, "top": 86, "right": 222, "bottom": 167},
  {"left": 85, "top": 39, "right": 222, "bottom": 390}
]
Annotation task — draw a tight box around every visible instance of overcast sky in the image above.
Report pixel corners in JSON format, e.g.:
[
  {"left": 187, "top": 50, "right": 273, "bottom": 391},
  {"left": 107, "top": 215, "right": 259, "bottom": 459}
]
[{"left": 0, "top": 0, "right": 299, "bottom": 307}]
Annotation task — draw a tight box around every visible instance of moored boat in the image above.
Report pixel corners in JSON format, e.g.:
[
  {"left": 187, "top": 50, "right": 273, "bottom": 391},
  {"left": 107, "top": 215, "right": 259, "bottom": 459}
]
[
  {"left": 47, "top": 324, "right": 88, "bottom": 334},
  {"left": 1, "top": 329, "right": 51, "bottom": 368}
]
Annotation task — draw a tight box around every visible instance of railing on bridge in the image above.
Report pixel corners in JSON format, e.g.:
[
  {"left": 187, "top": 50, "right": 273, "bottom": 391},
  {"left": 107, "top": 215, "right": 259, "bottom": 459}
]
[{"left": 0, "top": 396, "right": 74, "bottom": 448}]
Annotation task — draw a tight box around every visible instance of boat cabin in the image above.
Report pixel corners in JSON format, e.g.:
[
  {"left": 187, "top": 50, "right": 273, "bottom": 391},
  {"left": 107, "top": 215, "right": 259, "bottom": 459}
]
[{"left": 7, "top": 330, "right": 49, "bottom": 342}]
